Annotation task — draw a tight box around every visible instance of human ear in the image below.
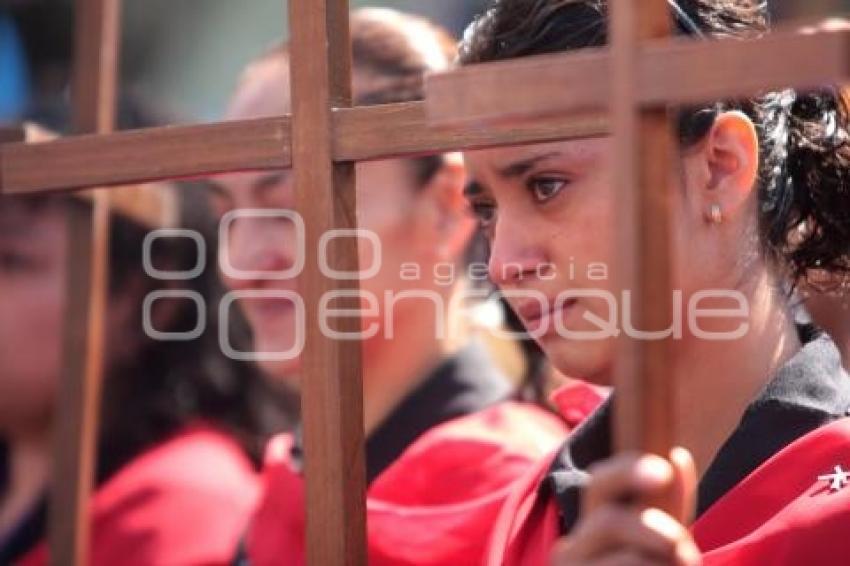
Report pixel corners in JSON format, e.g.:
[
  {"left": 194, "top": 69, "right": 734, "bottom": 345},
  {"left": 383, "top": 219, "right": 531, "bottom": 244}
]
[{"left": 697, "top": 111, "right": 759, "bottom": 224}]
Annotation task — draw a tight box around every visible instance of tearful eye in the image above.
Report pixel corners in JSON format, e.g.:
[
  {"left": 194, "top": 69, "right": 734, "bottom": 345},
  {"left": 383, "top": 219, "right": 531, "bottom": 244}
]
[
  {"left": 529, "top": 177, "right": 569, "bottom": 203},
  {"left": 470, "top": 201, "right": 497, "bottom": 228}
]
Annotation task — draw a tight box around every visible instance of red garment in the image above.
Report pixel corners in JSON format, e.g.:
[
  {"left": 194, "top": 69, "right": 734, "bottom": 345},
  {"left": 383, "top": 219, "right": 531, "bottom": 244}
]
[
  {"left": 248, "top": 387, "right": 604, "bottom": 566},
  {"left": 549, "top": 381, "right": 609, "bottom": 430},
  {"left": 487, "top": 417, "right": 850, "bottom": 565},
  {"left": 21, "top": 427, "right": 259, "bottom": 566}
]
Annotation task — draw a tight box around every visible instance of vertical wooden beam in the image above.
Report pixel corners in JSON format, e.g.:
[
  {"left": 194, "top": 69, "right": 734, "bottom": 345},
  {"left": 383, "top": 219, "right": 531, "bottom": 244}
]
[
  {"left": 0, "top": 127, "right": 25, "bottom": 144},
  {"left": 50, "top": 0, "right": 119, "bottom": 564},
  {"left": 0, "top": 127, "right": 25, "bottom": 194},
  {"left": 288, "top": 1, "right": 367, "bottom": 565},
  {"left": 609, "top": 0, "right": 676, "bottom": 458}
]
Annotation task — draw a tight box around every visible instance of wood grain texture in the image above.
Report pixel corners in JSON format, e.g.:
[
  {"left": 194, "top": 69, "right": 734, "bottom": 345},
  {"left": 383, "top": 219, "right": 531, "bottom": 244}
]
[
  {"left": 608, "top": 0, "right": 676, "bottom": 467},
  {"left": 1, "top": 104, "right": 607, "bottom": 195},
  {"left": 0, "top": 126, "right": 25, "bottom": 193},
  {"left": 49, "top": 0, "right": 120, "bottom": 564},
  {"left": 288, "top": 1, "right": 367, "bottom": 565},
  {"left": 0, "top": 126, "right": 24, "bottom": 143},
  {"left": 0, "top": 2, "right": 834, "bottom": 564},
  {"left": 0, "top": 118, "right": 291, "bottom": 194},
  {"left": 334, "top": 102, "right": 608, "bottom": 160},
  {"left": 425, "top": 27, "right": 850, "bottom": 126}
]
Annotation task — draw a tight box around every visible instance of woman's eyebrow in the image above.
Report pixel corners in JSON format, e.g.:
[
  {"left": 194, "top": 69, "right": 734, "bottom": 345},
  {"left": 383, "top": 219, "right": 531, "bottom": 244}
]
[
  {"left": 496, "top": 151, "right": 562, "bottom": 179},
  {"left": 204, "top": 171, "right": 289, "bottom": 201},
  {"left": 253, "top": 171, "right": 290, "bottom": 197},
  {"left": 204, "top": 179, "right": 230, "bottom": 199}
]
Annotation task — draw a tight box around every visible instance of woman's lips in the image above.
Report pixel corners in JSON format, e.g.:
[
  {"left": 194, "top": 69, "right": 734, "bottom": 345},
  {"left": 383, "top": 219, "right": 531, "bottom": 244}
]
[
  {"left": 243, "top": 296, "right": 296, "bottom": 323},
  {"left": 515, "top": 297, "right": 579, "bottom": 336}
]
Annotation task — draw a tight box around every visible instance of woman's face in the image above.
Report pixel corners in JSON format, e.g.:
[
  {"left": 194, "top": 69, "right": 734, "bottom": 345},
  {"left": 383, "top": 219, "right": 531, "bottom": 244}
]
[
  {"left": 464, "top": 139, "right": 621, "bottom": 383},
  {"left": 463, "top": 135, "right": 744, "bottom": 384},
  {"left": 0, "top": 200, "right": 68, "bottom": 434},
  {"left": 210, "top": 158, "right": 432, "bottom": 384},
  {"left": 218, "top": 54, "right": 472, "bottom": 386}
]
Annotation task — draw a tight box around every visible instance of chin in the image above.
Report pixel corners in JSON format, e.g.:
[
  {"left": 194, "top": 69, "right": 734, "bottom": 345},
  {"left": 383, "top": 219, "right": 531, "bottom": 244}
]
[
  {"left": 540, "top": 335, "right": 614, "bottom": 386},
  {"left": 258, "top": 358, "right": 302, "bottom": 387},
  {"left": 248, "top": 334, "right": 302, "bottom": 383}
]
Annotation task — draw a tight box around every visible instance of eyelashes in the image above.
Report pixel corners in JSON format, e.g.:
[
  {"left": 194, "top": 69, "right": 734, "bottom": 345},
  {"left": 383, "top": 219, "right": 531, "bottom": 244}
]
[
  {"left": 527, "top": 176, "right": 571, "bottom": 203},
  {"left": 467, "top": 174, "right": 573, "bottom": 230}
]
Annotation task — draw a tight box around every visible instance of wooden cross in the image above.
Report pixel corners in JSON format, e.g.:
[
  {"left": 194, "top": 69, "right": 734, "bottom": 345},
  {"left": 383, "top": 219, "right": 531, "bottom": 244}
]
[
  {"left": 48, "top": 3, "right": 120, "bottom": 565},
  {"left": 0, "top": 0, "right": 847, "bottom": 565},
  {"left": 425, "top": 8, "right": 850, "bottom": 458}
]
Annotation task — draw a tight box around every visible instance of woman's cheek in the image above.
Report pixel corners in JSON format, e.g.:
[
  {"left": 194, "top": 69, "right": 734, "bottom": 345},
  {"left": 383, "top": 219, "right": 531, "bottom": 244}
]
[{"left": 0, "top": 282, "right": 64, "bottom": 428}]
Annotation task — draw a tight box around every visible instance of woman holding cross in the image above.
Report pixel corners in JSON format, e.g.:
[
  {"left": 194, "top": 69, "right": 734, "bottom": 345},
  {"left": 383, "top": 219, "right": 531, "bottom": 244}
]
[
  {"left": 456, "top": 0, "right": 850, "bottom": 564},
  {"left": 210, "top": 8, "right": 605, "bottom": 566}
]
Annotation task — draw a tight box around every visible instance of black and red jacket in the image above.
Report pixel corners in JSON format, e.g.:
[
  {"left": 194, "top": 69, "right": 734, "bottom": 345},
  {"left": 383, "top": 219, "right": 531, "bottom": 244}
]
[{"left": 487, "top": 334, "right": 850, "bottom": 565}]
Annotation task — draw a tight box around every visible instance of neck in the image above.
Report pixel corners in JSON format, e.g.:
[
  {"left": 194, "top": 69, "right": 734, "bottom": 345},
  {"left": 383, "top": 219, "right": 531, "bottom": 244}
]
[
  {"left": 828, "top": 323, "right": 850, "bottom": 371},
  {"left": 840, "top": 344, "right": 850, "bottom": 372},
  {"left": 805, "top": 292, "right": 850, "bottom": 371},
  {"left": 673, "top": 275, "right": 801, "bottom": 476},
  {"left": 0, "top": 427, "right": 50, "bottom": 538},
  {"left": 362, "top": 294, "right": 456, "bottom": 436}
]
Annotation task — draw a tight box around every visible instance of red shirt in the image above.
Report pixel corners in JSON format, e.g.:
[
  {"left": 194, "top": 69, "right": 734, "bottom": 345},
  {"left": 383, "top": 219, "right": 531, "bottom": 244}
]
[
  {"left": 486, "top": 336, "right": 850, "bottom": 565},
  {"left": 487, "top": 417, "right": 850, "bottom": 565},
  {"left": 20, "top": 427, "right": 259, "bottom": 566},
  {"left": 247, "top": 383, "right": 604, "bottom": 566}
]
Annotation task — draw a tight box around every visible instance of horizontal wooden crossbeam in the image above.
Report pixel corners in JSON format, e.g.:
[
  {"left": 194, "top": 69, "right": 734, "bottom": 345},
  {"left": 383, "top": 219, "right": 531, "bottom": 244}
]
[
  {"left": 52, "top": 0, "right": 120, "bottom": 563},
  {"left": 0, "top": 127, "right": 25, "bottom": 182},
  {"left": 332, "top": 102, "right": 606, "bottom": 160},
  {"left": 8, "top": 27, "right": 841, "bottom": 197},
  {"left": 425, "top": 27, "right": 850, "bottom": 126},
  {"left": 1, "top": 119, "right": 291, "bottom": 194},
  {"left": 0, "top": 102, "right": 607, "bottom": 195}
]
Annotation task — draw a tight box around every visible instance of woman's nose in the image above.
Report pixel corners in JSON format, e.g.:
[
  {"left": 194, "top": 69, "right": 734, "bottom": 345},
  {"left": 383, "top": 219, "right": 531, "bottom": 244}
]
[
  {"left": 220, "top": 218, "right": 299, "bottom": 289},
  {"left": 487, "top": 216, "right": 548, "bottom": 287}
]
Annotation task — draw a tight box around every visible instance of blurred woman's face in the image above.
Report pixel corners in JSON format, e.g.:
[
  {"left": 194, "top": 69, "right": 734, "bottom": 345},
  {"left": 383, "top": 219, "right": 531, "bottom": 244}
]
[
  {"left": 211, "top": 158, "right": 427, "bottom": 384},
  {"left": 219, "top": 55, "right": 472, "bottom": 388},
  {"left": 0, "top": 200, "right": 67, "bottom": 434}
]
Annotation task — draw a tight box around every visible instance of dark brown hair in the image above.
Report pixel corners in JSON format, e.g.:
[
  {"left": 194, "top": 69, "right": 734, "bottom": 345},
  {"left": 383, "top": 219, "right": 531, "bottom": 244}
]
[
  {"left": 460, "top": 0, "right": 850, "bottom": 287},
  {"left": 17, "top": 98, "right": 297, "bottom": 476},
  {"left": 265, "top": 8, "right": 458, "bottom": 187},
  {"left": 97, "top": 186, "right": 296, "bottom": 478},
  {"left": 4, "top": 190, "right": 296, "bottom": 479}
]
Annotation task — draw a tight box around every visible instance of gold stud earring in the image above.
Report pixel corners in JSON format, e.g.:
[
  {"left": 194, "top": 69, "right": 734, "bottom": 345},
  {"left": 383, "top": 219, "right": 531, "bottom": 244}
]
[{"left": 708, "top": 204, "right": 723, "bottom": 224}]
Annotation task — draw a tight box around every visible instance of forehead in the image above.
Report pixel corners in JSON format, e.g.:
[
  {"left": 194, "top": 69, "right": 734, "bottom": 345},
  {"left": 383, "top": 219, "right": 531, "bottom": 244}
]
[
  {"left": 226, "top": 53, "right": 400, "bottom": 122},
  {"left": 463, "top": 138, "right": 608, "bottom": 177},
  {"left": 227, "top": 57, "right": 292, "bottom": 121},
  {"left": 210, "top": 159, "right": 415, "bottom": 201}
]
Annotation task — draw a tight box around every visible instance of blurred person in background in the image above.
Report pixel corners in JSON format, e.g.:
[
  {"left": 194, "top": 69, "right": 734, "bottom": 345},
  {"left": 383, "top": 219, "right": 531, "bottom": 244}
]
[
  {"left": 210, "top": 8, "right": 603, "bottom": 565},
  {"left": 0, "top": 123, "right": 295, "bottom": 565}
]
